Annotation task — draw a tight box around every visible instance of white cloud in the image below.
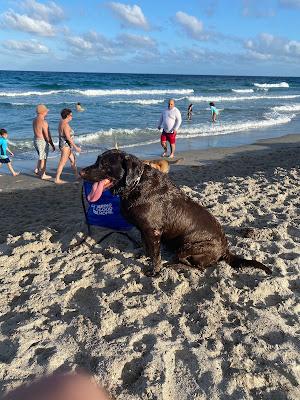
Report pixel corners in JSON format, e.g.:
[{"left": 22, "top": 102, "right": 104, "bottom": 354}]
[
  {"left": 108, "top": 2, "right": 149, "bottom": 30},
  {"left": 2, "top": 39, "right": 49, "bottom": 54},
  {"left": 279, "top": 0, "right": 300, "bottom": 8},
  {"left": 244, "top": 33, "right": 300, "bottom": 61},
  {"left": 117, "top": 33, "right": 156, "bottom": 48},
  {"left": 67, "top": 36, "right": 93, "bottom": 51},
  {"left": 175, "top": 11, "right": 212, "bottom": 41},
  {"left": 1, "top": 9, "right": 55, "bottom": 36},
  {"left": 24, "top": 0, "right": 64, "bottom": 22},
  {"left": 245, "top": 50, "right": 272, "bottom": 60},
  {"left": 66, "top": 32, "right": 120, "bottom": 58},
  {"left": 65, "top": 30, "right": 158, "bottom": 62},
  {"left": 242, "top": 0, "right": 275, "bottom": 17},
  {"left": 284, "top": 40, "right": 300, "bottom": 55}
]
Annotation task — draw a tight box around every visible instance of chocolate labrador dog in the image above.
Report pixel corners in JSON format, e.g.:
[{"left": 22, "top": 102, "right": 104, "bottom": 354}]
[{"left": 80, "top": 150, "right": 271, "bottom": 277}]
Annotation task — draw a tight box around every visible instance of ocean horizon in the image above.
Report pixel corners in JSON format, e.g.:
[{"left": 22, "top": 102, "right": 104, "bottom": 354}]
[{"left": 1, "top": 70, "right": 300, "bottom": 161}]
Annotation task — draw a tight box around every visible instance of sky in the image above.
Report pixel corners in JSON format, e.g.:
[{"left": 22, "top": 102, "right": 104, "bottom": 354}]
[{"left": 0, "top": 0, "right": 300, "bottom": 76}]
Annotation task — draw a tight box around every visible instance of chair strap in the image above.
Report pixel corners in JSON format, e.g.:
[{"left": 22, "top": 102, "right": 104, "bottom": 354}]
[{"left": 81, "top": 183, "right": 91, "bottom": 235}]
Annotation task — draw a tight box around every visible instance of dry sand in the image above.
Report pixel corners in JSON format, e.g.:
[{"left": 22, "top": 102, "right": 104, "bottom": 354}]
[{"left": 0, "top": 134, "right": 299, "bottom": 399}]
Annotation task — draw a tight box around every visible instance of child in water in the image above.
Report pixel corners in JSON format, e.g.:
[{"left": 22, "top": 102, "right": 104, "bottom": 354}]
[
  {"left": 0, "top": 128, "right": 20, "bottom": 176},
  {"left": 209, "top": 102, "right": 219, "bottom": 123},
  {"left": 187, "top": 103, "right": 193, "bottom": 120}
]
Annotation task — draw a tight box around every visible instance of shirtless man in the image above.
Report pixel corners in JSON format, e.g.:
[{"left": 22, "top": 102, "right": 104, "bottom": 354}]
[{"left": 33, "top": 104, "right": 55, "bottom": 179}]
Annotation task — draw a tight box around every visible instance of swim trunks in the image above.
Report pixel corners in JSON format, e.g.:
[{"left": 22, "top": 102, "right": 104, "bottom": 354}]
[
  {"left": 161, "top": 130, "right": 177, "bottom": 145},
  {"left": 34, "top": 138, "right": 49, "bottom": 160},
  {"left": 0, "top": 157, "right": 10, "bottom": 164}
]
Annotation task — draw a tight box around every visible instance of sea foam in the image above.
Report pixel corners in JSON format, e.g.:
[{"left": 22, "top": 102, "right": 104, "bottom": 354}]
[
  {"left": 110, "top": 99, "right": 165, "bottom": 105},
  {"left": 254, "top": 82, "right": 289, "bottom": 88},
  {"left": 78, "top": 89, "right": 194, "bottom": 96},
  {"left": 231, "top": 89, "right": 254, "bottom": 93},
  {"left": 272, "top": 103, "right": 300, "bottom": 112},
  {"left": 188, "top": 94, "right": 300, "bottom": 102},
  {"left": 0, "top": 88, "right": 194, "bottom": 97},
  {"left": 0, "top": 90, "right": 65, "bottom": 97},
  {"left": 178, "top": 114, "right": 294, "bottom": 139}
]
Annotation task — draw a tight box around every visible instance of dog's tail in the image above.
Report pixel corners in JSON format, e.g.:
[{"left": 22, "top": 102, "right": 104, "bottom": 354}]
[{"left": 222, "top": 251, "right": 272, "bottom": 275}]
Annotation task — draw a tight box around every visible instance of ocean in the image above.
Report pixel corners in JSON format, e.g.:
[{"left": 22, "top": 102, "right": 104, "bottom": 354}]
[{"left": 1, "top": 70, "right": 300, "bottom": 161}]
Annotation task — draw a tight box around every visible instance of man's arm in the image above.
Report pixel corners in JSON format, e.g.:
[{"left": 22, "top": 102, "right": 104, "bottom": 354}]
[
  {"left": 173, "top": 109, "right": 182, "bottom": 131},
  {"left": 157, "top": 113, "right": 163, "bottom": 129},
  {"left": 47, "top": 126, "right": 55, "bottom": 151},
  {"left": 43, "top": 121, "right": 55, "bottom": 151}
]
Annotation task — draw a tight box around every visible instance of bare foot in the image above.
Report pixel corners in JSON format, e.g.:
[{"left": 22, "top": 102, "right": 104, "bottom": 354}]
[
  {"left": 13, "top": 172, "right": 20, "bottom": 177},
  {"left": 41, "top": 174, "right": 52, "bottom": 180},
  {"left": 161, "top": 152, "right": 167, "bottom": 157},
  {"left": 55, "top": 179, "right": 67, "bottom": 184},
  {"left": 168, "top": 154, "right": 174, "bottom": 159},
  {"left": 34, "top": 168, "right": 40, "bottom": 175}
]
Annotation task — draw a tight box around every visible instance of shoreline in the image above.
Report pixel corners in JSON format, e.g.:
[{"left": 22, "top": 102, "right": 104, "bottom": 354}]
[{"left": 1, "top": 132, "right": 300, "bottom": 192}]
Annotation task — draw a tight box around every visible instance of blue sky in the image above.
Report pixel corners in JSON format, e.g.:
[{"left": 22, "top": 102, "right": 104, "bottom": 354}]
[{"left": 0, "top": 0, "right": 300, "bottom": 76}]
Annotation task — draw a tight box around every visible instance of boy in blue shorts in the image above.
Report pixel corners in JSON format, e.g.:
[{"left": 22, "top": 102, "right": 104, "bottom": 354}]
[{"left": 0, "top": 128, "right": 20, "bottom": 176}]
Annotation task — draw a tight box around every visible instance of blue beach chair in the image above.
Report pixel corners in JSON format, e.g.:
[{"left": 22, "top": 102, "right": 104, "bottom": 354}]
[{"left": 81, "top": 181, "right": 138, "bottom": 244}]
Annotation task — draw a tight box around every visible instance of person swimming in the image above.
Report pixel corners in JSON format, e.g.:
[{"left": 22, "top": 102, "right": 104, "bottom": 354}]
[{"left": 76, "top": 102, "right": 85, "bottom": 112}]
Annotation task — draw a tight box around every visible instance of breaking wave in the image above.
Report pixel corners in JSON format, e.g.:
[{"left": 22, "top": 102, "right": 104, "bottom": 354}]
[
  {"left": 78, "top": 89, "right": 194, "bottom": 96},
  {"left": 231, "top": 89, "right": 254, "bottom": 93},
  {"left": 272, "top": 103, "right": 300, "bottom": 113},
  {"left": 110, "top": 99, "right": 165, "bottom": 105},
  {"left": 0, "top": 88, "right": 194, "bottom": 98},
  {"left": 254, "top": 82, "right": 289, "bottom": 88},
  {"left": 188, "top": 94, "right": 300, "bottom": 102}
]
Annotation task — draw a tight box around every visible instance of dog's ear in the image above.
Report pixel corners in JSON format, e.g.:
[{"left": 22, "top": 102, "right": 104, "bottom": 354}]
[{"left": 124, "top": 156, "right": 144, "bottom": 187}]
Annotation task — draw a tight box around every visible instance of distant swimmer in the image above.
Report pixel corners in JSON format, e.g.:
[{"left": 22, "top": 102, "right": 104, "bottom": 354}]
[
  {"left": 209, "top": 101, "right": 219, "bottom": 123},
  {"left": 187, "top": 103, "right": 193, "bottom": 120},
  {"left": 76, "top": 102, "right": 85, "bottom": 112}
]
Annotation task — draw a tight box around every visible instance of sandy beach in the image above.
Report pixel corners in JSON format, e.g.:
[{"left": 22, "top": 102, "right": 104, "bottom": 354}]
[{"left": 0, "top": 134, "right": 299, "bottom": 399}]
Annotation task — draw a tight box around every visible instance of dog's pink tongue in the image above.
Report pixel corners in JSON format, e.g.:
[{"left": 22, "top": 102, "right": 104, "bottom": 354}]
[{"left": 87, "top": 180, "right": 106, "bottom": 202}]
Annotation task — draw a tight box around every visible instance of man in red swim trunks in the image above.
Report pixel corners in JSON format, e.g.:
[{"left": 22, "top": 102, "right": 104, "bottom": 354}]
[{"left": 157, "top": 99, "right": 182, "bottom": 158}]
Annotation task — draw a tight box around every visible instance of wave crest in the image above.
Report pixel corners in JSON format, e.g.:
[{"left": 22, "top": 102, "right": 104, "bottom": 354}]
[
  {"left": 188, "top": 94, "right": 300, "bottom": 102},
  {"left": 272, "top": 103, "right": 300, "bottom": 112},
  {"left": 110, "top": 99, "right": 164, "bottom": 105},
  {"left": 254, "top": 82, "right": 289, "bottom": 88},
  {"left": 0, "top": 88, "right": 194, "bottom": 98},
  {"left": 78, "top": 89, "right": 194, "bottom": 96},
  {"left": 231, "top": 89, "right": 254, "bottom": 93}
]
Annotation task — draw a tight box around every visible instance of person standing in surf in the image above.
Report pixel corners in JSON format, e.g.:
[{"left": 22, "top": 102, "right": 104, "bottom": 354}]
[
  {"left": 157, "top": 99, "right": 182, "bottom": 158},
  {"left": 209, "top": 102, "right": 219, "bottom": 123},
  {"left": 55, "top": 108, "right": 81, "bottom": 184},
  {"left": 187, "top": 103, "right": 193, "bottom": 120}
]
